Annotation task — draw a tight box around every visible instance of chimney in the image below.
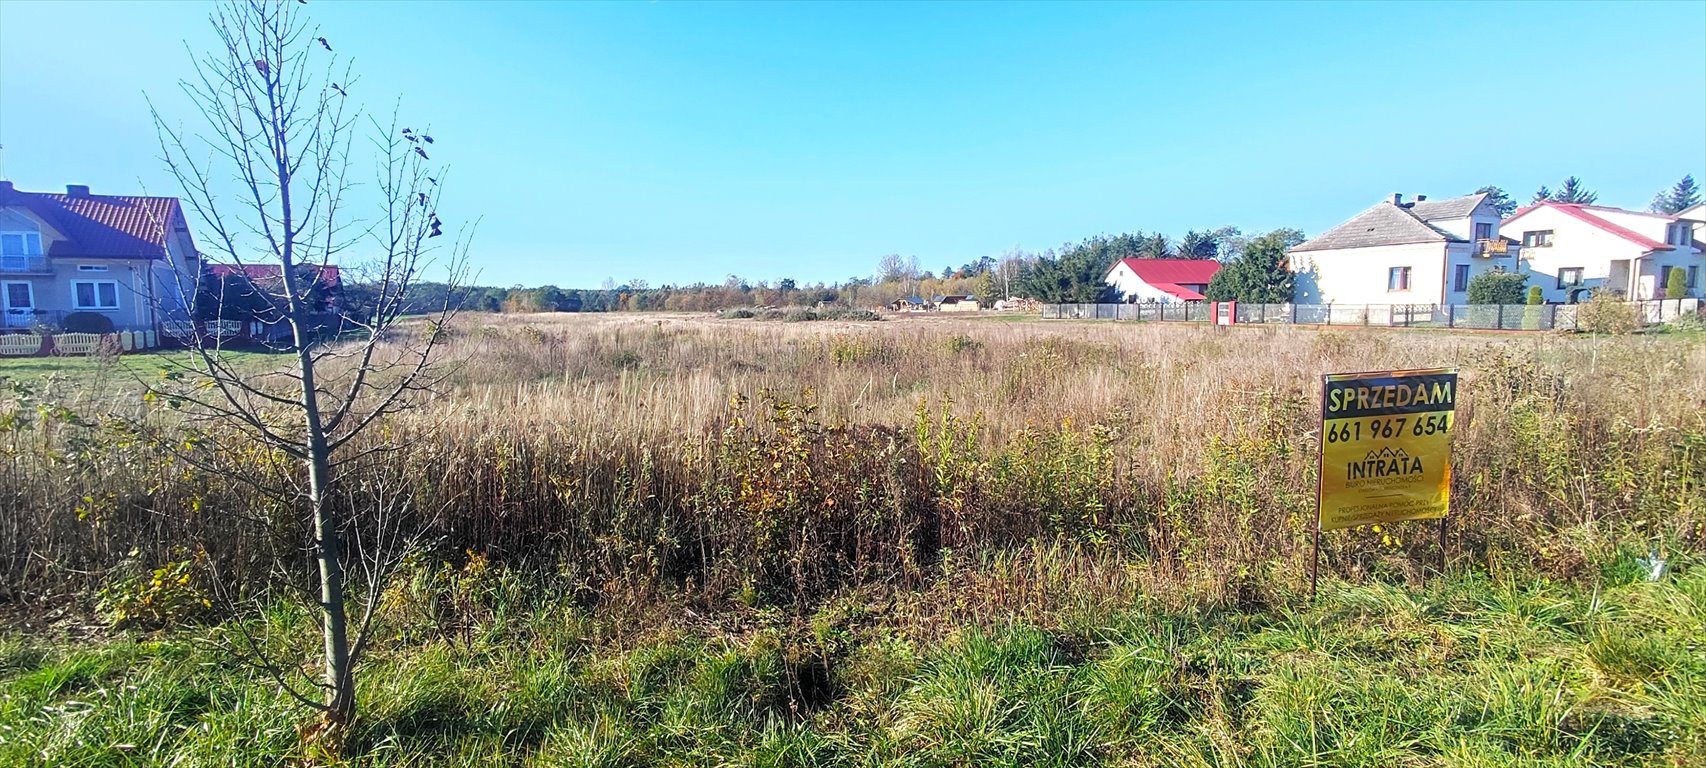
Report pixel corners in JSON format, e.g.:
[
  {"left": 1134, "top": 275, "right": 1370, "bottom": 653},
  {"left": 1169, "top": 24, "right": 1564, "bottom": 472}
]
[
  {"left": 1392, "top": 193, "right": 1403, "bottom": 205},
  {"left": 66, "top": 184, "right": 90, "bottom": 197},
  {"left": 1415, "top": 194, "right": 1428, "bottom": 202}
]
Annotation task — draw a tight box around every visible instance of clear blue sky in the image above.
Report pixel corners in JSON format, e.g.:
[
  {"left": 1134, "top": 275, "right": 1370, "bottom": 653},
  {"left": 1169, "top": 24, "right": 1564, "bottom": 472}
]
[{"left": 2, "top": 1, "right": 1702, "bottom": 288}]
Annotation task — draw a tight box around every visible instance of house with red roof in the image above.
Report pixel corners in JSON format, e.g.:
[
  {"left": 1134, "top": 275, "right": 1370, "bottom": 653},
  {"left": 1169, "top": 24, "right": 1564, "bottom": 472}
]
[
  {"left": 0, "top": 181, "right": 199, "bottom": 331},
  {"left": 1104, "top": 258, "right": 1221, "bottom": 303},
  {"left": 1502, "top": 201, "right": 1702, "bottom": 302},
  {"left": 1289, "top": 192, "right": 1519, "bottom": 306}
]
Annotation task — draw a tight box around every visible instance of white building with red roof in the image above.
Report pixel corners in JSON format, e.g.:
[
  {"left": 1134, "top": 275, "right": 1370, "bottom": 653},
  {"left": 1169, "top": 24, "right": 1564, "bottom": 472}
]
[
  {"left": 1502, "top": 202, "right": 1702, "bottom": 302},
  {"left": 0, "top": 181, "right": 200, "bottom": 331},
  {"left": 1104, "top": 257, "right": 1221, "bottom": 303}
]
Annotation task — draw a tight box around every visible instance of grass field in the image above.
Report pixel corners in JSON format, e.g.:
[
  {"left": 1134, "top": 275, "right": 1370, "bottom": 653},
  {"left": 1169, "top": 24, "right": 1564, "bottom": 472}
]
[{"left": 2, "top": 312, "right": 1703, "bottom": 765}]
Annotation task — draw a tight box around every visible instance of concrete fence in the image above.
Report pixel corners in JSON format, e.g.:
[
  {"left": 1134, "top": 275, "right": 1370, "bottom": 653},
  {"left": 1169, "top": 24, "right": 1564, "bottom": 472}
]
[{"left": 1040, "top": 298, "right": 1702, "bottom": 332}]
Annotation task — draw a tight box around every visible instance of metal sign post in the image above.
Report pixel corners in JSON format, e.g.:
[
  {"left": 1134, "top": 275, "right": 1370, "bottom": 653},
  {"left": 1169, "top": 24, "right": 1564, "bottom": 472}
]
[{"left": 1312, "top": 368, "right": 1458, "bottom": 597}]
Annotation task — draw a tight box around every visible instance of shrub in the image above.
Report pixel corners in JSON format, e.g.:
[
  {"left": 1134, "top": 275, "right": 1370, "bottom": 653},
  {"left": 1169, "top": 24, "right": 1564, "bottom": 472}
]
[
  {"left": 817, "top": 308, "right": 882, "bottom": 322},
  {"left": 1665, "top": 267, "right": 1687, "bottom": 299},
  {"left": 941, "top": 334, "right": 981, "bottom": 354},
  {"left": 1526, "top": 286, "right": 1543, "bottom": 305},
  {"left": 1467, "top": 270, "right": 1528, "bottom": 305},
  {"left": 1575, "top": 294, "right": 1638, "bottom": 334},
  {"left": 719, "top": 308, "right": 756, "bottom": 320},
  {"left": 782, "top": 308, "right": 818, "bottom": 323},
  {"left": 61, "top": 312, "right": 115, "bottom": 334}
]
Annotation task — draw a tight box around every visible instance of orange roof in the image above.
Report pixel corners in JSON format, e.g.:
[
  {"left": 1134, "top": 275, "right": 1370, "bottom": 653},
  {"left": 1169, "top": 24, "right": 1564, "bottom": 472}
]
[{"left": 0, "top": 182, "right": 188, "bottom": 259}]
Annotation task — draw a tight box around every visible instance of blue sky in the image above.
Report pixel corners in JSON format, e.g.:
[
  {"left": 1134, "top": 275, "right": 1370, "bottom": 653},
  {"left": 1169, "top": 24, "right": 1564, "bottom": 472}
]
[{"left": 2, "top": 1, "right": 1702, "bottom": 288}]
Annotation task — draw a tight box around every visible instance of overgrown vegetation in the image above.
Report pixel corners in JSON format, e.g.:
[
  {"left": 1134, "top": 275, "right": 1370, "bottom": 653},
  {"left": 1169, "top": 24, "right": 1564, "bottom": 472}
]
[{"left": 2, "top": 314, "right": 1703, "bottom": 763}]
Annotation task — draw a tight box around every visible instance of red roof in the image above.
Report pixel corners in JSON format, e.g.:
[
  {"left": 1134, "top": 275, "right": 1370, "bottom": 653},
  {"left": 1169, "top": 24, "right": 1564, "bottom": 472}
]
[
  {"left": 1504, "top": 202, "right": 1674, "bottom": 252},
  {"left": 1108, "top": 258, "right": 1221, "bottom": 300},
  {"left": 0, "top": 183, "right": 186, "bottom": 259},
  {"left": 1148, "top": 282, "right": 1206, "bottom": 301}
]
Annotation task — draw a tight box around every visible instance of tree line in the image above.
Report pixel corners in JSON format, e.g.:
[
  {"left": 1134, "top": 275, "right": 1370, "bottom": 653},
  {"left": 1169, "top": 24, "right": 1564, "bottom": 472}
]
[{"left": 351, "top": 174, "right": 1699, "bottom": 314}]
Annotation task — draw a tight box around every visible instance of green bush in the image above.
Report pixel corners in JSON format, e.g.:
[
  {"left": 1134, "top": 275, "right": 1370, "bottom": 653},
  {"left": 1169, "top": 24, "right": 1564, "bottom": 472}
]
[
  {"left": 1467, "top": 270, "right": 1528, "bottom": 305},
  {"left": 1665, "top": 267, "right": 1687, "bottom": 299},
  {"left": 61, "top": 312, "right": 115, "bottom": 334},
  {"left": 1526, "top": 286, "right": 1543, "bottom": 305},
  {"left": 719, "top": 308, "right": 756, "bottom": 319},
  {"left": 818, "top": 308, "right": 882, "bottom": 322}
]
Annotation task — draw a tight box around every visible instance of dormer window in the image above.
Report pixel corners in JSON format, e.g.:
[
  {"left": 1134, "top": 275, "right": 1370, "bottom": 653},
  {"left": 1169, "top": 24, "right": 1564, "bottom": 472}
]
[
  {"left": 1474, "top": 222, "right": 1493, "bottom": 241},
  {"left": 1668, "top": 223, "right": 1693, "bottom": 246},
  {"left": 1, "top": 231, "right": 43, "bottom": 257}
]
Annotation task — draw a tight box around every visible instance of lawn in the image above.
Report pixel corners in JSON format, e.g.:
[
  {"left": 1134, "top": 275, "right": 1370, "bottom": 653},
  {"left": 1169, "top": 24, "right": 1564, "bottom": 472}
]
[
  {"left": 0, "top": 349, "right": 285, "bottom": 389},
  {"left": 3, "top": 560, "right": 1700, "bottom": 767}
]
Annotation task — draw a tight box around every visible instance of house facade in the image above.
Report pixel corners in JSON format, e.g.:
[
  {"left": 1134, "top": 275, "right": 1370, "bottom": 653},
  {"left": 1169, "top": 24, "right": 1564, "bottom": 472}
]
[
  {"left": 1104, "top": 258, "right": 1221, "bottom": 303},
  {"left": 1502, "top": 202, "right": 1703, "bottom": 302},
  {"left": 0, "top": 181, "right": 198, "bottom": 330},
  {"left": 1289, "top": 193, "right": 1518, "bottom": 305}
]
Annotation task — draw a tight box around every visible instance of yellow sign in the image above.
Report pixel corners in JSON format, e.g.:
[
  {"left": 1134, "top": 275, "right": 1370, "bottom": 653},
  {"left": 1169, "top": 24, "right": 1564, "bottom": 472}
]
[{"left": 1317, "top": 368, "right": 1457, "bottom": 531}]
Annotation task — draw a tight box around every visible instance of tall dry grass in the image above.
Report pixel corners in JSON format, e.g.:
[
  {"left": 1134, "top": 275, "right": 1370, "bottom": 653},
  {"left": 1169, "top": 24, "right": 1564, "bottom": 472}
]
[{"left": 2, "top": 313, "right": 1702, "bottom": 620}]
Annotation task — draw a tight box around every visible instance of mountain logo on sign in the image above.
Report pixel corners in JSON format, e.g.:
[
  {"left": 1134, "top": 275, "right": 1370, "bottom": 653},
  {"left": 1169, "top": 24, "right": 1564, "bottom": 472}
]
[{"left": 1349, "top": 446, "right": 1423, "bottom": 479}]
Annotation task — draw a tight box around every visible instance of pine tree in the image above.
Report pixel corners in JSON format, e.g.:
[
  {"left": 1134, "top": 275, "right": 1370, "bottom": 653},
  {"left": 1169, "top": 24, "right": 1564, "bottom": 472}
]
[
  {"left": 1476, "top": 186, "right": 1517, "bottom": 217},
  {"left": 1531, "top": 186, "right": 1552, "bottom": 204},
  {"left": 1203, "top": 229, "right": 1300, "bottom": 303},
  {"left": 1650, "top": 175, "right": 1701, "bottom": 214},
  {"left": 1551, "top": 177, "right": 1598, "bottom": 204}
]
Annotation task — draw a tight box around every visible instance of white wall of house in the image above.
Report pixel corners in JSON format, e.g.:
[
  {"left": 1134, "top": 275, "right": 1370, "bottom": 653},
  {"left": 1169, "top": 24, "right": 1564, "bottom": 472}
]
[
  {"left": 1105, "top": 261, "right": 1195, "bottom": 303},
  {"left": 1291, "top": 242, "right": 1449, "bottom": 305},
  {"left": 1508, "top": 207, "right": 1705, "bottom": 301}
]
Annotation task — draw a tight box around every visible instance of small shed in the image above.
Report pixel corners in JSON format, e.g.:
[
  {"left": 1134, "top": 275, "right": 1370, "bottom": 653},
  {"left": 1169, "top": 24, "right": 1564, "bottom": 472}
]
[{"left": 934, "top": 294, "right": 980, "bottom": 313}]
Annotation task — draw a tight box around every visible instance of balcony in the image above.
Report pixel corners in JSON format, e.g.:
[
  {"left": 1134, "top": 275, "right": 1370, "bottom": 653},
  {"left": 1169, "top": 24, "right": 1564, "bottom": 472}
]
[
  {"left": 0, "top": 254, "right": 50, "bottom": 273},
  {"left": 1473, "top": 239, "right": 1510, "bottom": 258}
]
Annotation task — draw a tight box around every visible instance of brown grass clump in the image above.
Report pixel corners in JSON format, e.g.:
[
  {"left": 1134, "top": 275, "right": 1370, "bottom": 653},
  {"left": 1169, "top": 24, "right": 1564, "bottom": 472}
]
[{"left": 2, "top": 313, "right": 1702, "bottom": 627}]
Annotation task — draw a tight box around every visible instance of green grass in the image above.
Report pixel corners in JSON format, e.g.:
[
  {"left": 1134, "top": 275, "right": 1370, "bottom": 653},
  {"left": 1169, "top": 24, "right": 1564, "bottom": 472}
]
[
  {"left": 3, "top": 564, "right": 1701, "bottom": 767},
  {"left": 0, "top": 349, "right": 285, "bottom": 388}
]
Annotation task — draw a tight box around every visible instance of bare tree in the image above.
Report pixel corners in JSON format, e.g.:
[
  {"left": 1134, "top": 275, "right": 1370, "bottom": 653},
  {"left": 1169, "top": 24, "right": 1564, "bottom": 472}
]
[{"left": 146, "top": 0, "right": 469, "bottom": 738}]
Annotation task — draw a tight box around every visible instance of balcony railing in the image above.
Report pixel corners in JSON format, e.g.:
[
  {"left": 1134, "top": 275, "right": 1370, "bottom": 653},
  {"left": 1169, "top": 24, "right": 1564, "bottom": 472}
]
[
  {"left": 0, "top": 254, "right": 50, "bottom": 272},
  {"left": 1473, "top": 239, "right": 1510, "bottom": 258}
]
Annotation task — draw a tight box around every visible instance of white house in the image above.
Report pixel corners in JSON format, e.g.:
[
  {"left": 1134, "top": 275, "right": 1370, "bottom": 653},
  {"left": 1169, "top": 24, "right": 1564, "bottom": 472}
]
[
  {"left": 1289, "top": 193, "right": 1518, "bottom": 305},
  {"left": 1104, "top": 258, "right": 1221, "bottom": 303},
  {"left": 1502, "top": 202, "right": 1703, "bottom": 302}
]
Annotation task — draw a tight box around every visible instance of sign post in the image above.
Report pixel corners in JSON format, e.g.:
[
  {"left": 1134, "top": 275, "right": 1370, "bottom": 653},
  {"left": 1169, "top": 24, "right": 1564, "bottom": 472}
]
[{"left": 1313, "top": 367, "right": 1458, "bottom": 596}]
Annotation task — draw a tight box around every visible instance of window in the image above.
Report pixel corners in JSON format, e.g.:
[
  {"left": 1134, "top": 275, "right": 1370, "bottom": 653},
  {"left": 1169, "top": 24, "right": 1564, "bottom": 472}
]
[
  {"left": 0, "top": 231, "right": 43, "bottom": 256},
  {"left": 1387, "top": 266, "right": 1412, "bottom": 292},
  {"left": 1557, "top": 268, "right": 1584, "bottom": 288},
  {"left": 1522, "top": 230, "right": 1554, "bottom": 247},
  {"left": 1, "top": 232, "right": 44, "bottom": 271},
  {"left": 1668, "top": 223, "right": 1694, "bottom": 246},
  {"left": 1689, "top": 266, "right": 1700, "bottom": 290},
  {"left": 1453, "top": 264, "right": 1470, "bottom": 292},
  {"left": 1473, "top": 222, "right": 1494, "bottom": 241},
  {"left": 72, "top": 280, "right": 120, "bottom": 310},
  {"left": 77, "top": 264, "right": 109, "bottom": 272}
]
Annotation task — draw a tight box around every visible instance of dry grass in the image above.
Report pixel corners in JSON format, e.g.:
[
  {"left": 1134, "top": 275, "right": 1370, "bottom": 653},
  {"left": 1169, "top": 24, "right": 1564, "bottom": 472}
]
[{"left": 2, "top": 312, "right": 1703, "bottom": 621}]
